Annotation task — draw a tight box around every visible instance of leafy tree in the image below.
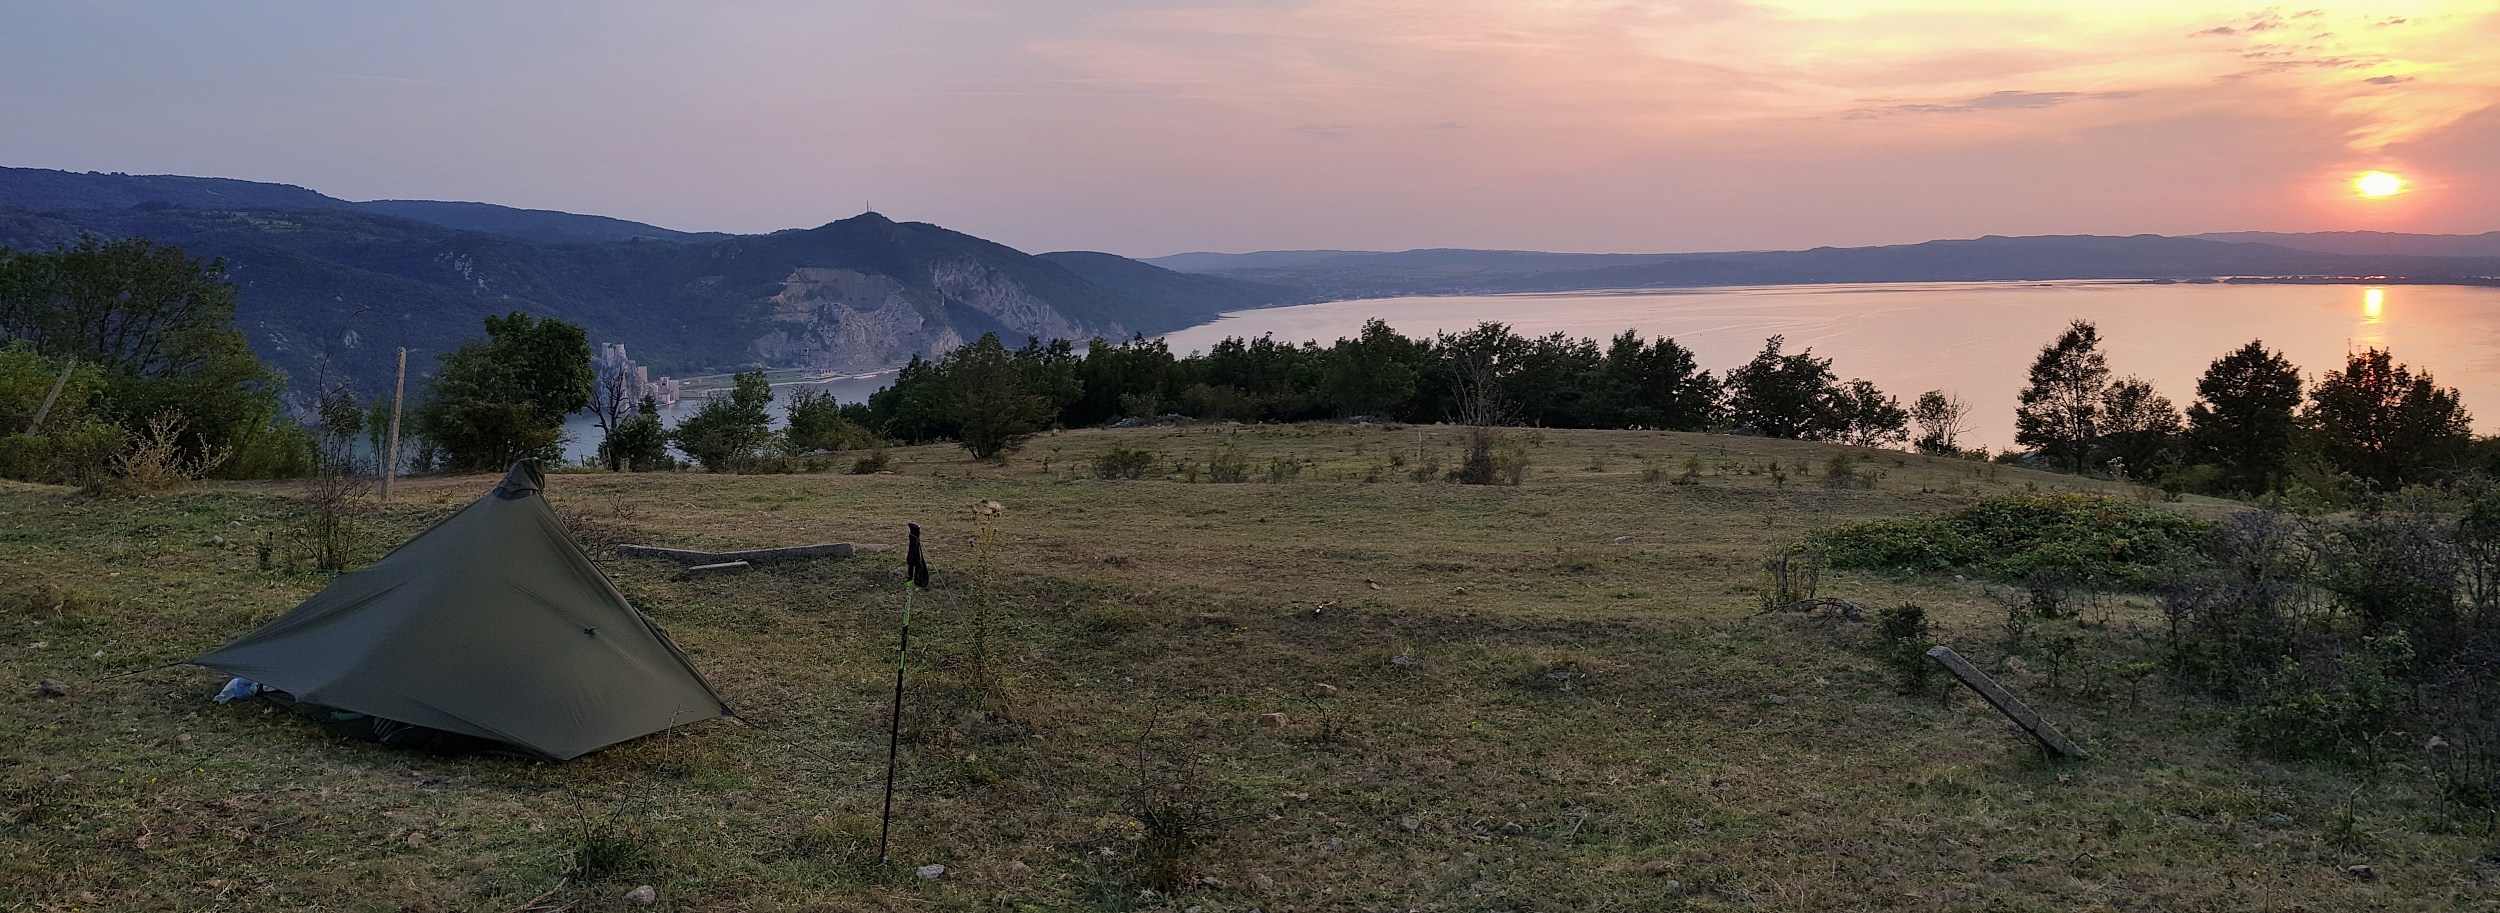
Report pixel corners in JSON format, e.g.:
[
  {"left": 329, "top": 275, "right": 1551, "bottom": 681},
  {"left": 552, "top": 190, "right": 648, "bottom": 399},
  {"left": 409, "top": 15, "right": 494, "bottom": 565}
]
[
  {"left": 600, "top": 395, "right": 673, "bottom": 471},
  {"left": 671, "top": 369, "right": 776, "bottom": 471},
  {"left": 2096, "top": 375, "right": 2182, "bottom": 479},
  {"left": 414, "top": 311, "right": 594, "bottom": 472},
  {"left": 1509, "top": 331, "right": 1603, "bottom": 427},
  {"left": 2015, "top": 320, "right": 2110, "bottom": 472},
  {"left": 1436, "top": 322, "right": 1525, "bottom": 428},
  {"left": 1319, "top": 319, "right": 1425, "bottom": 419},
  {"left": 945, "top": 333, "right": 1059, "bottom": 460},
  {"left": 1596, "top": 330, "right": 1719, "bottom": 431},
  {"left": 1832, "top": 379, "right": 1909, "bottom": 448},
  {"left": 588, "top": 358, "right": 637, "bottom": 471},
  {"left": 868, "top": 354, "right": 951, "bottom": 443},
  {"left": 2186, "top": 341, "right": 2303, "bottom": 494},
  {"left": 1199, "top": 333, "right": 1321, "bottom": 421},
  {"left": 1910, "top": 390, "right": 1973, "bottom": 455},
  {"left": 784, "top": 388, "right": 874, "bottom": 453},
  {"left": 2306, "top": 348, "right": 2471, "bottom": 489},
  {"left": 1724, "top": 335, "right": 1842, "bottom": 439},
  {"left": 1069, "top": 334, "right": 1180, "bottom": 426},
  {"left": 0, "top": 236, "right": 289, "bottom": 473}
]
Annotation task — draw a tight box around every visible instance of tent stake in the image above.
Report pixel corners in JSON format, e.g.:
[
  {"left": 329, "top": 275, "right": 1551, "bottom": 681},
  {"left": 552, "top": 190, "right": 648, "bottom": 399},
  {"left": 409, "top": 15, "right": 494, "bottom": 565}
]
[{"left": 878, "top": 523, "right": 931, "bottom": 865}]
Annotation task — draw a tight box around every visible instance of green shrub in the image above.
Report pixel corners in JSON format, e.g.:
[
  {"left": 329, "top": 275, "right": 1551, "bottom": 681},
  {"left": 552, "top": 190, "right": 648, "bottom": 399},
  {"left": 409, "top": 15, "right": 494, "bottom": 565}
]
[
  {"left": 1873, "top": 604, "right": 1934, "bottom": 691},
  {"left": 2232, "top": 631, "right": 2415, "bottom": 764},
  {"left": 850, "top": 449, "right": 891, "bottom": 474},
  {"left": 1095, "top": 445, "right": 1161, "bottom": 480},
  {"left": 1205, "top": 438, "right": 1250, "bottom": 483},
  {"left": 1821, "top": 494, "right": 2209, "bottom": 585}
]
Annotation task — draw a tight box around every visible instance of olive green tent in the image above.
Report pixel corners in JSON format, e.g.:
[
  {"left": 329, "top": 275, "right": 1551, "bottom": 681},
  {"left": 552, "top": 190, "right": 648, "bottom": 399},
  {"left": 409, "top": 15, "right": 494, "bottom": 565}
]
[{"left": 191, "top": 460, "right": 728, "bottom": 760}]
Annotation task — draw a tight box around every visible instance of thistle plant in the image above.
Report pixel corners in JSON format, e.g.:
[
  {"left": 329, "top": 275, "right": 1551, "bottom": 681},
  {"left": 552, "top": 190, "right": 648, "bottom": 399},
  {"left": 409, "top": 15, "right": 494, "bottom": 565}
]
[{"left": 965, "top": 499, "right": 1012, "bottom": 716}]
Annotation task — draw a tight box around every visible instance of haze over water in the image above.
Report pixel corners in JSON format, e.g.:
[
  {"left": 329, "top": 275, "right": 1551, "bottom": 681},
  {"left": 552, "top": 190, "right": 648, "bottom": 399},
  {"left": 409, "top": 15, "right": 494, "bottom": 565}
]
[{"left": 1159, "top": 281, "right": 2500, "bottom": 451}]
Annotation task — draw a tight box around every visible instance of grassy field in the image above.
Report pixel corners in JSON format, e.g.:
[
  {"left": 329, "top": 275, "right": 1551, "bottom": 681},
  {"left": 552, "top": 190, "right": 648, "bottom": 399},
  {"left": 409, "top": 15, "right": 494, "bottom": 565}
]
[{"left": 4, "top": 423, "right": 2495, "bottom": 911}]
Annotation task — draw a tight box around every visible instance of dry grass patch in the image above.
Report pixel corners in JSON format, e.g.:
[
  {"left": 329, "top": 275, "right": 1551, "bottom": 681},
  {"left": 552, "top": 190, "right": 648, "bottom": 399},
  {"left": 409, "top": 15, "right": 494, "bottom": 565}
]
[{"left": 1, "top": 424, "right": 2487, "bottom": 910}]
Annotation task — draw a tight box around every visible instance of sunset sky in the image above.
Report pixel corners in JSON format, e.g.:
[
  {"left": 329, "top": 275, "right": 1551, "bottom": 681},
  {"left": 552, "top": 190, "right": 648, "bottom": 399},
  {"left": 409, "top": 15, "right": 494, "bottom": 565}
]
[{"left": 4, "top": 1, "right": 2495, "bottom": 255}]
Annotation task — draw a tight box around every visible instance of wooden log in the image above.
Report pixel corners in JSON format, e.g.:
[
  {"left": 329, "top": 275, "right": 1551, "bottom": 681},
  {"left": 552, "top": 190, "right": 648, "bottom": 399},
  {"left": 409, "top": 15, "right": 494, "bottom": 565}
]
[
  {"left": 1926, "top": 645, "right": 2083, "bottom": 759},
  {"left": 616, "top": 543, "right": 854, "bottom": 563}
]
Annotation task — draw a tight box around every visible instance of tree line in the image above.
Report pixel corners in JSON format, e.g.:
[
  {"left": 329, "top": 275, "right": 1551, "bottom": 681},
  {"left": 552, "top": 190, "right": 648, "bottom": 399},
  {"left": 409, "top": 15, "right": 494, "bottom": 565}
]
[
  {"left": 4, "top": 235, "right": 2488, "bottom": 504},
  {"left": 2008, "top": 319, "right": 2478, "bottom": 500}
]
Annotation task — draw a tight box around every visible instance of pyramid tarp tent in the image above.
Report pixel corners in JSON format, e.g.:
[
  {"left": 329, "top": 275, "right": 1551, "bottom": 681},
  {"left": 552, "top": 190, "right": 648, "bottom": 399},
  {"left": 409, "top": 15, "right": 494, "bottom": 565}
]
[{"left": 191, "top": 460, "right": 728, "bottom": 760}]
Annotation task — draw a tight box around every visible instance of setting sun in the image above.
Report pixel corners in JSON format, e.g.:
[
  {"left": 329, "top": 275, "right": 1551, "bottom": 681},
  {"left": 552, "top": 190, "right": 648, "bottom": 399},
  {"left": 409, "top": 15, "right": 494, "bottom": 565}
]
[{"left": 2355, "top": 170, "right": 2407, "bottom": 198}]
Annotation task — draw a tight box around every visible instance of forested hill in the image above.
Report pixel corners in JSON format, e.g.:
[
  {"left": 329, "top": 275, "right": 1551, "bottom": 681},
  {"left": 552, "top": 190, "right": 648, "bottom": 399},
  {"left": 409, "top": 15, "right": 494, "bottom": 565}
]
[{"left": 0, "top": 167, "right": 1301, "bottom": 400}]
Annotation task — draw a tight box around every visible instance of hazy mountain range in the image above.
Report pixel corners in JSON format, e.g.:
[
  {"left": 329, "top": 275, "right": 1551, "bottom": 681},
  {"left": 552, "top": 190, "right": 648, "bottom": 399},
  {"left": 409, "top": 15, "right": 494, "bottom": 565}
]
[
  {"left": 2, "top": 165, "right": 2493, "bottom": 404},
  {"left": 0, "top": 167, "right": 1298, "bottom": 399},
  {"left": 1148, "top": 235, "right": 2500, "bottom": 297}
]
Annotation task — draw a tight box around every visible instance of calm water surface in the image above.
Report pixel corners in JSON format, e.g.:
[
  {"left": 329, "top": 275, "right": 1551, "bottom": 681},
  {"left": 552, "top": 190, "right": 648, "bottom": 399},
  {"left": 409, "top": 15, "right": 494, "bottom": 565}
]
[
  {"left": 1160, "top": 281, "right": 2500, "bottom": 450},
  {"left": 560, "top": 281, "right": 2500, "bottom": 459}
]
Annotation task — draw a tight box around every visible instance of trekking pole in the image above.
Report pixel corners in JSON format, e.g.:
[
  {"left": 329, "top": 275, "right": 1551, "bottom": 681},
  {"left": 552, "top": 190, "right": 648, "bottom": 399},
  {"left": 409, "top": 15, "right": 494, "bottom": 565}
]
[{"left": 878, "top": 523, "right": 930, "bottom": 865}]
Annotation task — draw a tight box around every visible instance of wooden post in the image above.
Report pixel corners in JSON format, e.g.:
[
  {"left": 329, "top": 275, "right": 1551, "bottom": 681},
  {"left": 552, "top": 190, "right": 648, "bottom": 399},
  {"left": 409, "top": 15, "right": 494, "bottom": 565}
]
[
  {"left": 382, "top": 347, "right": 406, "bottom": 501},
  {"left": 26, "top": 359, "right": 74, "bottom": 434},
  {"left": 1926, "top": 645, "right": 2083, "bottom": 759}
]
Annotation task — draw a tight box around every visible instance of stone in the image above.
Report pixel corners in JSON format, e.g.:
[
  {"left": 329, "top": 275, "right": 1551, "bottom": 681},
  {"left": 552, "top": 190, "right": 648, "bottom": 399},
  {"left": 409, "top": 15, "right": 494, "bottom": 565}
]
[
  {"left": 1766, "top": 695, "right": 1788, "bottom": 705},
  {"left": 917, "top": 864, "right": 946, "bottom": 879},
  {"left": 208, "top": 536, "right": 226, "bottom": 547},
  {"left": 623, "top": 885, "right": 656, "bottom": 905},
  {"left": 1313, "top": 683, "right": 1340, "bottom": 697},
  {"left": 1254, "top": 873, "right": 1276, "bottom": 889},
  {"left": 1499, "top": 822, "right": 1524, "bottom": 835},
  {"left": 1684, "top": 818, "right": 1706, "bottom": 831},
  {"left": 35, "top": 680, "right": 70, "bottom": 697},
  {"left": 1925, "top": 646, "right": 2083, "bottom": 759},
  {"left": 1398, "top": 816, "right": 1420, "bottom": 832},
  {"left": 2346, "top": 864, "right": 2375, "bottom": 881},
  {"left": 2427, "top": 736, "right": 2452, "bottom": 752},
  {"left": 2264, "top": 813, "right": 2293, "bottom": 827},
  {"left": 1664, "top": 880, "right": 1683, "bottom": 890},
  {"left": 1259, "top": 712, "right": 1291, "bottom": 728},
  {"left": 1611, "top": 536, "right": 1632, "bottom": 543},
  {"left": 1388, "top": 654, "right": 1420, "bottom": 667}
]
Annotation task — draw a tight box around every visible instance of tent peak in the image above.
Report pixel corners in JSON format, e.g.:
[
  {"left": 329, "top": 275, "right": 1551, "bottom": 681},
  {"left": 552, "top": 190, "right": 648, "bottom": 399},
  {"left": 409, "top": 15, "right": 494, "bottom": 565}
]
[{"left": 494, "top": 459, "right": 545, "bottom": 500}]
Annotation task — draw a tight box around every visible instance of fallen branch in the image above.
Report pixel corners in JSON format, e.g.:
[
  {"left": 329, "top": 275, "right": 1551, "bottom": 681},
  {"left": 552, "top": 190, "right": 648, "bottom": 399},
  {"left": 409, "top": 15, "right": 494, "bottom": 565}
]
[
  {"left": 615, "top": 543, "right": 853, "bottom": 564},
  {"left": 1759, "top": 597, "right": 1865, "bottom": 620}
]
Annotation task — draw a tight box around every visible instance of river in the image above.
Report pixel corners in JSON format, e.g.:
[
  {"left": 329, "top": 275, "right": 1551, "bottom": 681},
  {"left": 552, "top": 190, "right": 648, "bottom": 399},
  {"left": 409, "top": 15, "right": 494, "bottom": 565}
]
[{"left": 562, "top": 280, "right": 2500, "bottom": 459}]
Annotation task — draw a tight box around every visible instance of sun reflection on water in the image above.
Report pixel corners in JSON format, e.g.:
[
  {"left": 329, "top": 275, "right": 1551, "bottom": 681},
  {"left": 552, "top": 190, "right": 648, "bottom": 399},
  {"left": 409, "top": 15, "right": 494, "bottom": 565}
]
[{"left": 2358, "top": 287, "right": 2387, "bottom": 349}]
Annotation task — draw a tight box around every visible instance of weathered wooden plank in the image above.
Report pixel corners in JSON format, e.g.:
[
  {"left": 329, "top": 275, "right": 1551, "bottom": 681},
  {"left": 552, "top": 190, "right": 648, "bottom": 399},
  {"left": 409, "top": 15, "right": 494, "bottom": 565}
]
[
  {"left": 682, "top": 560, "right": 750, "bottom": 577},
  {"left": 1926, "top": 645, "right": 2084, "bottom": 759},
  {"left": 616, "top": 543, "right": 854, "bottom": 563}
]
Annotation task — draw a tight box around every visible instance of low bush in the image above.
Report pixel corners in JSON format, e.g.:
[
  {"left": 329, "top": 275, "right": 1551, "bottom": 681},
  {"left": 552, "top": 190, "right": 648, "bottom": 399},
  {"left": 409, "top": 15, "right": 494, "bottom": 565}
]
[
  {"left": 2232, "top": 631, "right": 2416, "bottom": 765},
  {"left": 1873, "top": 604, "right": 1934, "bottom": 691},
  {"left": 1820, "top": 494, "right": 2209, "bottom": 585},
  {"left": 1095, "top": 445, "right": 1161, "bottom": 480}
]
